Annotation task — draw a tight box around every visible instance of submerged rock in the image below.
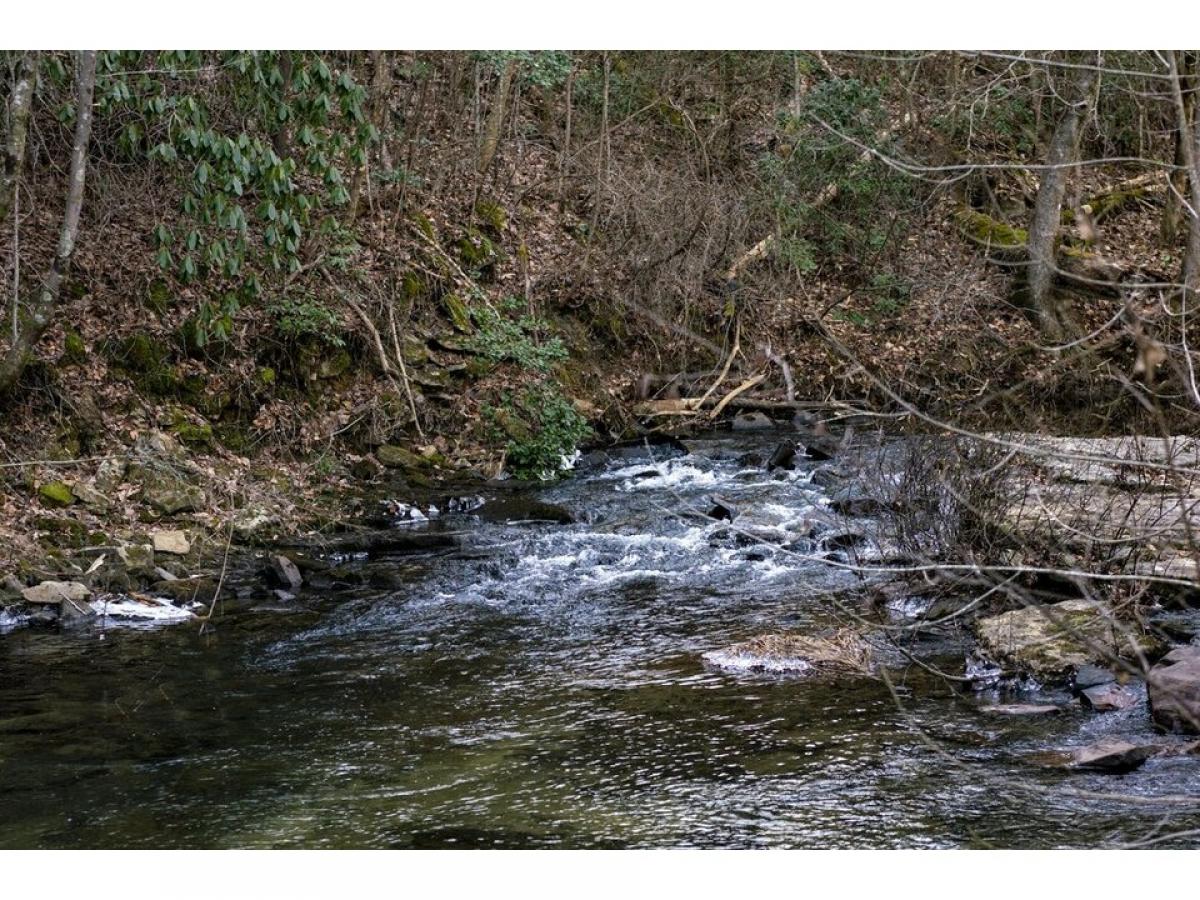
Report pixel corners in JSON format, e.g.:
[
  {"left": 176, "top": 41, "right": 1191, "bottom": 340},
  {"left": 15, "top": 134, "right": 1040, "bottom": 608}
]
[
  {"left": 1065, "top": 739, "right": 1157, "bottom": 774},
  {"left": 1080, "top": 682, "right": 1141, "bottom": 712},
  {"left": 1148, "top": 645, "right": 1200, "bottom": 734},
  {"left": 974, "top": 599, "right": 1155, "bottom": 682},
  {"left": 703, "top": 629, "right": 874, "bottom": 676},
  {"left": 981, "top": 703, "right": 1063, "bottom": 716}
]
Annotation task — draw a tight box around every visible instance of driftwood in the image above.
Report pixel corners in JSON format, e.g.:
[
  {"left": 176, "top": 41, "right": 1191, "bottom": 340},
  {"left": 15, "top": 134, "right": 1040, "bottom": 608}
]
[{"left": 634, "top": 396, "right": 839, "bottom": 417}]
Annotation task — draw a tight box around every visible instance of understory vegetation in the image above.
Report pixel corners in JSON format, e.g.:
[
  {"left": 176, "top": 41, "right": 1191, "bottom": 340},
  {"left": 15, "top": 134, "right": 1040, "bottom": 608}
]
[{"left": 4, "top": 49, "right": 1200, "bottom": 568}]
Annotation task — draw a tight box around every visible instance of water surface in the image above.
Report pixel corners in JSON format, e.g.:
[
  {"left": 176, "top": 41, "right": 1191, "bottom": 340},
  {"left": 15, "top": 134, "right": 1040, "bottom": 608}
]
[{"left": 2, "top": 435, "right": 1199, "bottom": 848}]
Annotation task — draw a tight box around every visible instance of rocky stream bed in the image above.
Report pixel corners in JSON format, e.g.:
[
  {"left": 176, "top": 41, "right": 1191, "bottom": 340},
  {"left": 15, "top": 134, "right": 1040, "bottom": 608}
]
[{"left": 2, "top": 421, "right": 1200, "bottom": 847}]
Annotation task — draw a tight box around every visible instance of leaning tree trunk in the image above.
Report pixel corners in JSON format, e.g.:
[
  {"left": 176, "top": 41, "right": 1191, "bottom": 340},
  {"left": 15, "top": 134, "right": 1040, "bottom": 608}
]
[
  {"left": 1026, "top": 65, "right": 1095, "bottom": 339},
  {"left": 0, "top": 50, "right": 96, "bottom": 397}
]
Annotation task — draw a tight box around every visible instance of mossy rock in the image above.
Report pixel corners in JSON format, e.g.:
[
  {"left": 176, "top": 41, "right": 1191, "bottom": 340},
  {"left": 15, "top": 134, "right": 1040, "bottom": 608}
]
[
  {"left": 34, "top": 515, "right": 89, "bottom": 544},
  {"left": 171, "top": 420, "right": 214, "bottom": 448},
  {"left": 465, "top": 357, "right": 494, "bottom": 378},
  {"left": 401, "top": 337, "right": 430, "bottom": 367},
  {"left": 476, "top": 200, "right": 508, "bottom": 235},
  {"left": 401, "top": 272, "right": 428, "bottom": 302},
  {"left": 493, "top": 408, "right": 532, "bottom": 443},
  {"left": 457, "top": 227, "right": 500, "bottom": 274},
  {"left": 377, "top": 445, "right": 427, "bottom": 471},
  {"left": 442, "top": 293, "right": 473, "bottom": 333},
  {"left": 214, "top": 422, "right": 255, "bottom": 454},
  {"left": 318, "top": 348, "right": 352, "bottom": 380},
  {"left": 104, "top": 333, "right": 167, "bottom": 373},
  {"left": 60, "top": 330, "right": 88, "bottom": 366},
  {"left": 145, "top": 279, "right": 172, "bottom": 317},
  {"left": 38, "top": 481, "right": 76, "bottom": 508},
  {"left": 141, "top": 480, "right": 206, "bottom": 517},
  {"left": 411, "top": 368, "right": 452, "bottom": 390}
]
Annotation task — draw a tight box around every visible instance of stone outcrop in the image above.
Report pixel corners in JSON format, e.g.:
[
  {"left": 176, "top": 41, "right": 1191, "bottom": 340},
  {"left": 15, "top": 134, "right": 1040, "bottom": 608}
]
[
  {"left": 974, "top": 599, "right": 1154, "bottom": 681},
  {"left": 1148, "top": 645, "right": 1200, "bottom": 734}
]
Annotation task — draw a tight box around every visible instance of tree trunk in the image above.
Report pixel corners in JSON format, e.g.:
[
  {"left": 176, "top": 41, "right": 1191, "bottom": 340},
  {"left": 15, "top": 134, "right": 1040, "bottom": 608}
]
[
  {"left": 348, "top": 50, "right": 392, "bottom": 222},
  {"left": 1026, "top": 65, "right": 1095, "bottom": 339},
  {"left": 1, "top": 52, "right": 37, "bottom": 224},
  {"left": 270, "top": 52, "right": 295, "bottom": 160},
  {"left": 1169, "top": 50, "right": 1200, "bottom": 307},
  {"left": 476, "top": 56, "right": 517, "bottom": 175},
  {"left": 0, "top": 51, "right": 96, "bottom": 397},
  {"left": 591, "top": 52, "right": 611, "bottom": 232},
  {"left": 558, "top": 61, "right": 574, "bottom": 201},
  {"left": 1163, "top": 53, "right": 1196, "bottom": 246}
]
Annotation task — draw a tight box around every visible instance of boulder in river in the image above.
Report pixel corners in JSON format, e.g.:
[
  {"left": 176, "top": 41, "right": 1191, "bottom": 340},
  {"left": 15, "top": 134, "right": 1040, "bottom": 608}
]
[
  {"left": 974, "top": 599, "right": 1156, "bottom": 682},
  {"left": 703, "top": 629, "right": 874, "bottom": 676},
  {"left": 731, "top": 411, "right": 774, "bottom": 432},
  {"left": 1148, "top": 645, "right": 1200, "bottom": 734},
  {"left": 828, "top": 486, "right": 886, "bottom": 517},
  {"left": 801, "top": 437, "right": 839, "bottom": 461},
  {"left": 269, "top": 555, "right": 304, "bottom": 591},
  {"left": 767, "top": 441, "right": 797, "bottom": 472},
  {"left": 1045, "top": 739, "right": 1159, "bottom": 774}
]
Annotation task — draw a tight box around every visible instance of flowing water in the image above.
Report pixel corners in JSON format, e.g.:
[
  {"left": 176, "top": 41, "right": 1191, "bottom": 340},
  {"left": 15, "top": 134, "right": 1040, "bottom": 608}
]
[{"left": 2, "top": 434, "right": 1199, "bottom": 848}]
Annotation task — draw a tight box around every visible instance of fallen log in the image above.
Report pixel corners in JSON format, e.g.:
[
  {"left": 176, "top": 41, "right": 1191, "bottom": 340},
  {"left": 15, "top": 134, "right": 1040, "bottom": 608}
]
[{"left": 634, "top": 396, "right": 853, "bottom": 417}]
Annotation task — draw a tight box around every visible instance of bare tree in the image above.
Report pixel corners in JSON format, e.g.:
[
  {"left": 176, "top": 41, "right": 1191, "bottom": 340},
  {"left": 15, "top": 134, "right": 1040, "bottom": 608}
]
[
  {"left": 1, "top": 52, "right": 36, "bottom": 225},
  {"left": 477, "top": 54, "right": 517, "bottom": 176},
  {"left": 0, "top": 50, "right": 96, "bottom": 397},
  {"left": 1026, "top": 59, "right": 1096, "bottom": 339},
  {"left": 1169, "top": 50, "right": 1200, "bottom": 305}
]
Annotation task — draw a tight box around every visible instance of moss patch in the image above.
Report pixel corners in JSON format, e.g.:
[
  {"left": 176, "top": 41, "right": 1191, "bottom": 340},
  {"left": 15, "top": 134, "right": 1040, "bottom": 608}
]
[
  {"left": 38, "top": 481, "right": 76, "bottom": 508},
  {"left": 61, "top": 331, "right": 88, "bottom": 366}
]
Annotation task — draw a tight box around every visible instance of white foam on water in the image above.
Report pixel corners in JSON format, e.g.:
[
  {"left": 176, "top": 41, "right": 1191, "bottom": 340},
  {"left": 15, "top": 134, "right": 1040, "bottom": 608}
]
[
  {"left": 0, "top": 609, "right": 29, "bottom": 633},
  {"left": 612, "top": 462, "right": 720, "bottom": 492},
  {"left": 92, "top": 595, "right": 199, "bottom": 626},
  {"left": 702, "top": 648, "right": 814, "bottom": 674}
]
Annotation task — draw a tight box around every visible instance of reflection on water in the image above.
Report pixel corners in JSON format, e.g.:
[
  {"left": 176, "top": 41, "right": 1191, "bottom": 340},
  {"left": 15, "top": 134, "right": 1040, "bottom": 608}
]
[{"left": 1, "top": 435, "right": 1199, "bottom": 848}]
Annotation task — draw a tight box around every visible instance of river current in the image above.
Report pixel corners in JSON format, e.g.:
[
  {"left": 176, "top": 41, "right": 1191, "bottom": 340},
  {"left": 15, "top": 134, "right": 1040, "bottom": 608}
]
[{"left": 2, "top": 433, "right": 1199, "bottom": 848}]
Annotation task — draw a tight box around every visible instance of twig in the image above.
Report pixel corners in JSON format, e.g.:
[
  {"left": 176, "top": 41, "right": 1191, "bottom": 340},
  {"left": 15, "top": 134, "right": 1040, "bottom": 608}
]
[{"left": 197, "top": 518, "right": 234, "bottom": 636}]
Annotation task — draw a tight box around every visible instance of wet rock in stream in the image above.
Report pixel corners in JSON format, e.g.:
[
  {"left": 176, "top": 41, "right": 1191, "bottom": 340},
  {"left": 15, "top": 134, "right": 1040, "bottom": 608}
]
[
  {"left": 973, "top": 599, "right": 1159, "bottom": 685},
  {"left": 1148, "top": 645, "right": 1200, "bottom": 734}
]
